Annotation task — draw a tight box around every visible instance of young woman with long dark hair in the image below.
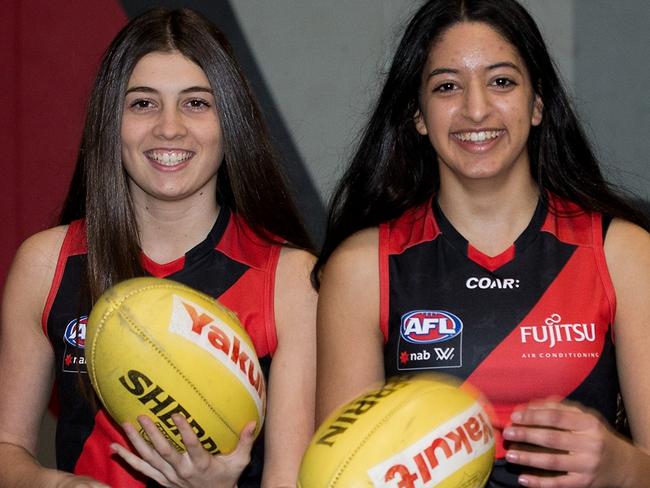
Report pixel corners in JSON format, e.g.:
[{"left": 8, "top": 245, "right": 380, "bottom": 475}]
[
  {"left": 315, "top": 1, "right": 650, "bottom": 486},
  {"left": 0, "top": 8, "right": 316, "bottom": 488}
]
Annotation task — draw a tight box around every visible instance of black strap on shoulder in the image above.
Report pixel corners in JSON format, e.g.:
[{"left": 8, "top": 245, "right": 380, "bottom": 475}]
[{"left": 602, "top": 213, "right": 613, "bottom": 238}]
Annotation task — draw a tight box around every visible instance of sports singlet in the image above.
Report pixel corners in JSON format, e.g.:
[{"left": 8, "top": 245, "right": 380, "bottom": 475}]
[
  {"left": 42, "top": 207, "right": 281, "bottom": 487},
  {"left": 379, "top": 194, "right": 618, "bottom": 486}
]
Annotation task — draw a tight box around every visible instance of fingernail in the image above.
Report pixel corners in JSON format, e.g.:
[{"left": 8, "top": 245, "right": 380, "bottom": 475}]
[
  {"left": 503, "top": 427, "right": 515, "bottom": 439},
  {"left": 505, "top": 450, "right": 518, "bottom": 462},
  {"left": 518, "top": 476, "right": 530, "bottom": 486},
  {"left": 511, "top": 411, "right": 523, "bottom": 422}
]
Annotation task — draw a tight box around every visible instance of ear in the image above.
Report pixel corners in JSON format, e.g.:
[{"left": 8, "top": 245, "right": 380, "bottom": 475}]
[
  {"left": 414, "top": 109, "right": 428, "bottom": 135},
  {"left": 531, "top": 94, "right": 543, "bottom": 126}
]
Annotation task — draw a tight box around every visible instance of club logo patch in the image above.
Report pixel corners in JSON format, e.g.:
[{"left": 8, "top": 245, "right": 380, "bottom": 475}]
[
  {"left": 62, "top": 315, "right": 88, "bottom": 373},
  {"left": 398, "top": 310, "right": 463, "bottom": 370},
  {"left": 400, "top": 310, "right": 462, "bottom": 344},
  {"left": 63, "top": 316, "right": 87, "bottom": 348}
]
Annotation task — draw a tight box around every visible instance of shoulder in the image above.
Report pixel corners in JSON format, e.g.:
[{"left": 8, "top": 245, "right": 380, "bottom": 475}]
[
  {"left": 275, "top": 246, "right": 317, "bottom": 306},
  {"left": 603, "top": 218, "right": 650, "bottom": 326},
  {"left": 274, "top": 247, "right": 318, "bottom": 335},
  {"left": 319, "top": 227, "right": 379, "bottom": 316},
  {"left": 604, "top": 218, "right": 650, "bottom": 271},
  {"left": 11, "top": 226, "right": 68, "bottom": 273},
  {"left": 326, "top": 227, "right": 379, "bottom": 269},
  {"left": 2, "top": 225, "right": 68, "bottom": 327}
]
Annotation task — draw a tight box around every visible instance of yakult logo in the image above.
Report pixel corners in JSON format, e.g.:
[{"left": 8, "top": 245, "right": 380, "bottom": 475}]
[
  {"left": 367, "top": 402, "right": 494, "bottom": 487},
  {"left": 400, "top": 311, "right": 462, "bottom": 344},
  {"left": 520, "top": 313, "right": 596, "bottom": 349},
  {"left": 168, "top": 295, "right": 265, "bottom": 420}
]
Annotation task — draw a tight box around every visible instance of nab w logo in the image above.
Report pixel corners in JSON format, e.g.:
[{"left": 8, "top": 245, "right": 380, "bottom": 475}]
[
  {"left": 400, "top": 310, "right": 463, "bottom": 344},
  {"left": 434, "top": 347, "right": 455, "bottom": 360}
]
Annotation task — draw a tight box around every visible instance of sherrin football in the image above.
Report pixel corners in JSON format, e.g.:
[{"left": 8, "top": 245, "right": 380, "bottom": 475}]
[
  {"left": 299, "top": 374, "right": 495, "bottom": 487},
  {"left": 85, "top": 277, "right": 265, "bottom": 455}
]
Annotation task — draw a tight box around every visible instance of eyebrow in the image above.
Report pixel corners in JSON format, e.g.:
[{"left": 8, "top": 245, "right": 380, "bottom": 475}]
[
  {"left": 125, "top": 86, "right": 214, "bottom": 95},
  {"left": 426, "top": 62, "right": 523, "bottom": 79}
]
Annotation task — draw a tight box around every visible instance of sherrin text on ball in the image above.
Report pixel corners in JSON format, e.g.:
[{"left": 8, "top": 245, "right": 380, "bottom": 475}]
[
  {"left": 299, "top": 374, "right": 495, "bottom": 487},
  {"left": 85, "top": 277, "right": 266, "bottom": 455}
]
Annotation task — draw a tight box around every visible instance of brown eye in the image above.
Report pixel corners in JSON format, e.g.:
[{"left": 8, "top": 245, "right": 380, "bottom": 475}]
[
  {"left": 129, "top": 99, "right": 155, "bottom": 111},
  {"left": 185, "top": 98, "right": 211, "bottom": 111},
  {"left": 491, "top": 77, "right": 516, "bottom": 88},
  {"left": 434, "top": 82, "right": 457, "bottom": 93}
]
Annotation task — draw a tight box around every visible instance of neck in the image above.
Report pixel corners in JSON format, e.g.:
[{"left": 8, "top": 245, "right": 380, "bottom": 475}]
[
  {"left": 132, "top": 193, "right": 220, "bottom": 264},
  {"left": 437, "top": 174, "right": 539, "bottom": 257}
]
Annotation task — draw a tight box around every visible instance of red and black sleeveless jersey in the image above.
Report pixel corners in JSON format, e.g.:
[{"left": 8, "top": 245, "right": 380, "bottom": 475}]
[
  {"left": 380, "top": 195, "right": 618, "bottom": 486},
  {"left": 42, "top": 208, "right": 280, "bottom": 487}
]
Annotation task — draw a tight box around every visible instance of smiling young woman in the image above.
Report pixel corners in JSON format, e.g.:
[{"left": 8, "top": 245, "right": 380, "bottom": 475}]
[
  {"left": 314, "top": 1, "right": 650, "bottom": 487},
  {"left": 0, "top": 8, "right": 316, "bottom": 488}
]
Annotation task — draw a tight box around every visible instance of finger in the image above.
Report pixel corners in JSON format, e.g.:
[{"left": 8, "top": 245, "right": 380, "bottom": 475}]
[
  {"left": 121, "top": 421, "right": 158, "bottom": 459},
  {"left": 224, "top": 421, "right": 256, "bottom": 469},
  {"left": 172, "top": 413, "right": 210, "bottom": 466},
  {"left": 517, "top": 471, "right": 588, "bottom": 488},
  {"left": 511, "top": 407, "right": 598, "bottom": 432},
  {"left": 506, "top": 446, "right": 577, "bottom": 474},
  {"left": 504, "top": 422, "right": 580, "bottom": 452},
  {"left": 137, "top": 415, "right": 184, "bottom": 464},
  {"left": 110, "top": 442, "right": 172, "bottom": 487},
  {"left": 123, "top": 418, "right": 181, "bottom": 484}
]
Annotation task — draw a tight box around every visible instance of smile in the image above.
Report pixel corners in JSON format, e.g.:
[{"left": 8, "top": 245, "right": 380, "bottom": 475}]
[
  {"left": 145, "top": 150, "right": 194, "bottom": 166},
  {"left": 452, "top": 130, "right": 503, "bottom": 142}
]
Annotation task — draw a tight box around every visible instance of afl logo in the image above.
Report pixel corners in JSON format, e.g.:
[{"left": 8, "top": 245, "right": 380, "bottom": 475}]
[
  {"left": 400, "top": 310, "right": 462, "bottom": 344},
  {"left": 63, "top": 316, "right": 88, "bottom": 348}
]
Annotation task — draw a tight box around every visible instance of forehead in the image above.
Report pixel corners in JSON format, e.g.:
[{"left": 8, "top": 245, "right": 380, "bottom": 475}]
[
  {"left": 426, "top": 21, "right": 525, "bottom": 72},
  {"left": 127, "top": 50, "right": 210, "bottom": 88}
]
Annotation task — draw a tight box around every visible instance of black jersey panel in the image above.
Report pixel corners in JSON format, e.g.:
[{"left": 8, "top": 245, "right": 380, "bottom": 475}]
[{"left": 385, "top": 231, "right": 577, "bottom": 379}]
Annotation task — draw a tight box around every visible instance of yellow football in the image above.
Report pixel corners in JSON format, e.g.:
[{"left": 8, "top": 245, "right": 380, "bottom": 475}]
[
  {"left": 299, "top": 374, "right": 494, "bottom": 487},
  {"left": 85, "top": 277, "right": 265, "bottom": 455}
]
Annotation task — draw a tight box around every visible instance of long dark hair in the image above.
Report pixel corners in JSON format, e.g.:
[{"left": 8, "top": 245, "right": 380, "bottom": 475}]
[
  {"left": 315, "top": 0, "right": 648, "bottom": 283},
  {"left": 59, "top": 8, "right": 313, "bottom": 302}
]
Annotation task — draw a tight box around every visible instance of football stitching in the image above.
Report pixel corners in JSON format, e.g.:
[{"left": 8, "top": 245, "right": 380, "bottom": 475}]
[
  {"left": 330, "top": 401, "right": 406, "bottom": 486},
  {"left": 89, "top": 280, "right": 254, "bottom": 448}
]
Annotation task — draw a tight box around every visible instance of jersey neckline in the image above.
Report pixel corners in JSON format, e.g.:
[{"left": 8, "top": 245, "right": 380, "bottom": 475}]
[
  {"left": 141, "top": 206, "right": 231, "bottom": 277},
  {"left": 432, "top": 198, "right": 546, "bottom": 271}
]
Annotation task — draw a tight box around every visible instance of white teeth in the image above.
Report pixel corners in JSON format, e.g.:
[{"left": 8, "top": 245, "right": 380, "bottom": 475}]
[
  {"left": 455, "top": 131, "right": 501, "bottom": 142},
  {"left": 146, "top": 151, "right": 192, "bottom": 166}
]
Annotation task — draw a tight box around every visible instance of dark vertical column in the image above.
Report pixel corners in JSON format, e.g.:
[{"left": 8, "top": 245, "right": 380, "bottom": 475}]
[{"left": 121, "top": 0, "right": 326, "bottom": 246}]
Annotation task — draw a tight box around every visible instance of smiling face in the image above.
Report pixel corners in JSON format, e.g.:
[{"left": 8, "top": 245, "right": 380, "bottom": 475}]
[
  {"left": 121, "top": 50, "right": 224, "bottom": 206},
  {"left": 415, "top": 21, "right": 542, "bottom": 186}
]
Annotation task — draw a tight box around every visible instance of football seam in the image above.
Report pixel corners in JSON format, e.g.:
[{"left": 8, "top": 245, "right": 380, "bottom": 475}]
[
  {"left": 327, "top": 382, "right": 487, "bottom": 486},
  {"left": 89, "top": 281, "right": 245, "bottom": 441},
  {"left": 330, "top": 401, "right": 406, "bottom": 486}
]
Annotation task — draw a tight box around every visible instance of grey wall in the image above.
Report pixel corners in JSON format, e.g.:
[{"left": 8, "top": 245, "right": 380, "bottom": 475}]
[
  {"left": 574, "top": 0, "right": 650, "bottom": 200},
  {"left": 232, "top": 0, "right": 649, "bottom": 204}
]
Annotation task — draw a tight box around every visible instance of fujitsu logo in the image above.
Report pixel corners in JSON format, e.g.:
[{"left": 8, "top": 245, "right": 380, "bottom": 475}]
[{"left": 520, "top": 313, "right": 596, "bottom": 349}]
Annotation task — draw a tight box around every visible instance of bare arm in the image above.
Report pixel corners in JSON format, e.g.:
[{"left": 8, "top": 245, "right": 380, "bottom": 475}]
[
  {"left": 261, "top": 247, "right": 318, "bottom": 487},
  {"left": 502, "top": 219, "right": 650, "bottom": 487},
  {"left": 0, "top": 228, "right": 108, "bottom": 488},
  {"left": 605, "top": 219, "right": 650, "bottom": 480},
  {"left": 315, "top": 228, "right": 385, "bottom": 426}
]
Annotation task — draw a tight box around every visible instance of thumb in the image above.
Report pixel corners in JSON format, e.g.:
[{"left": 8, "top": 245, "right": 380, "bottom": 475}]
[{"left": 231, "top": 421, "right": 257, "bottom": 458}]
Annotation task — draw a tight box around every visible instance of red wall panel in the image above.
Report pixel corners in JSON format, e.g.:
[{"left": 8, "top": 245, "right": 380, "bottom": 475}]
[{"left": 0, "top": 0, "right": 128, "bottom": 291}]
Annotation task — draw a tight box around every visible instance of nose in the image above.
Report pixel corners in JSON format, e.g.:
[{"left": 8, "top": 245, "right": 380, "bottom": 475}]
[
  {"left": 462, "top": 81, "right": 491, "bottom": 123},
  {"left": 152, "top": 106, "right": 187, "bottom": 140}
]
